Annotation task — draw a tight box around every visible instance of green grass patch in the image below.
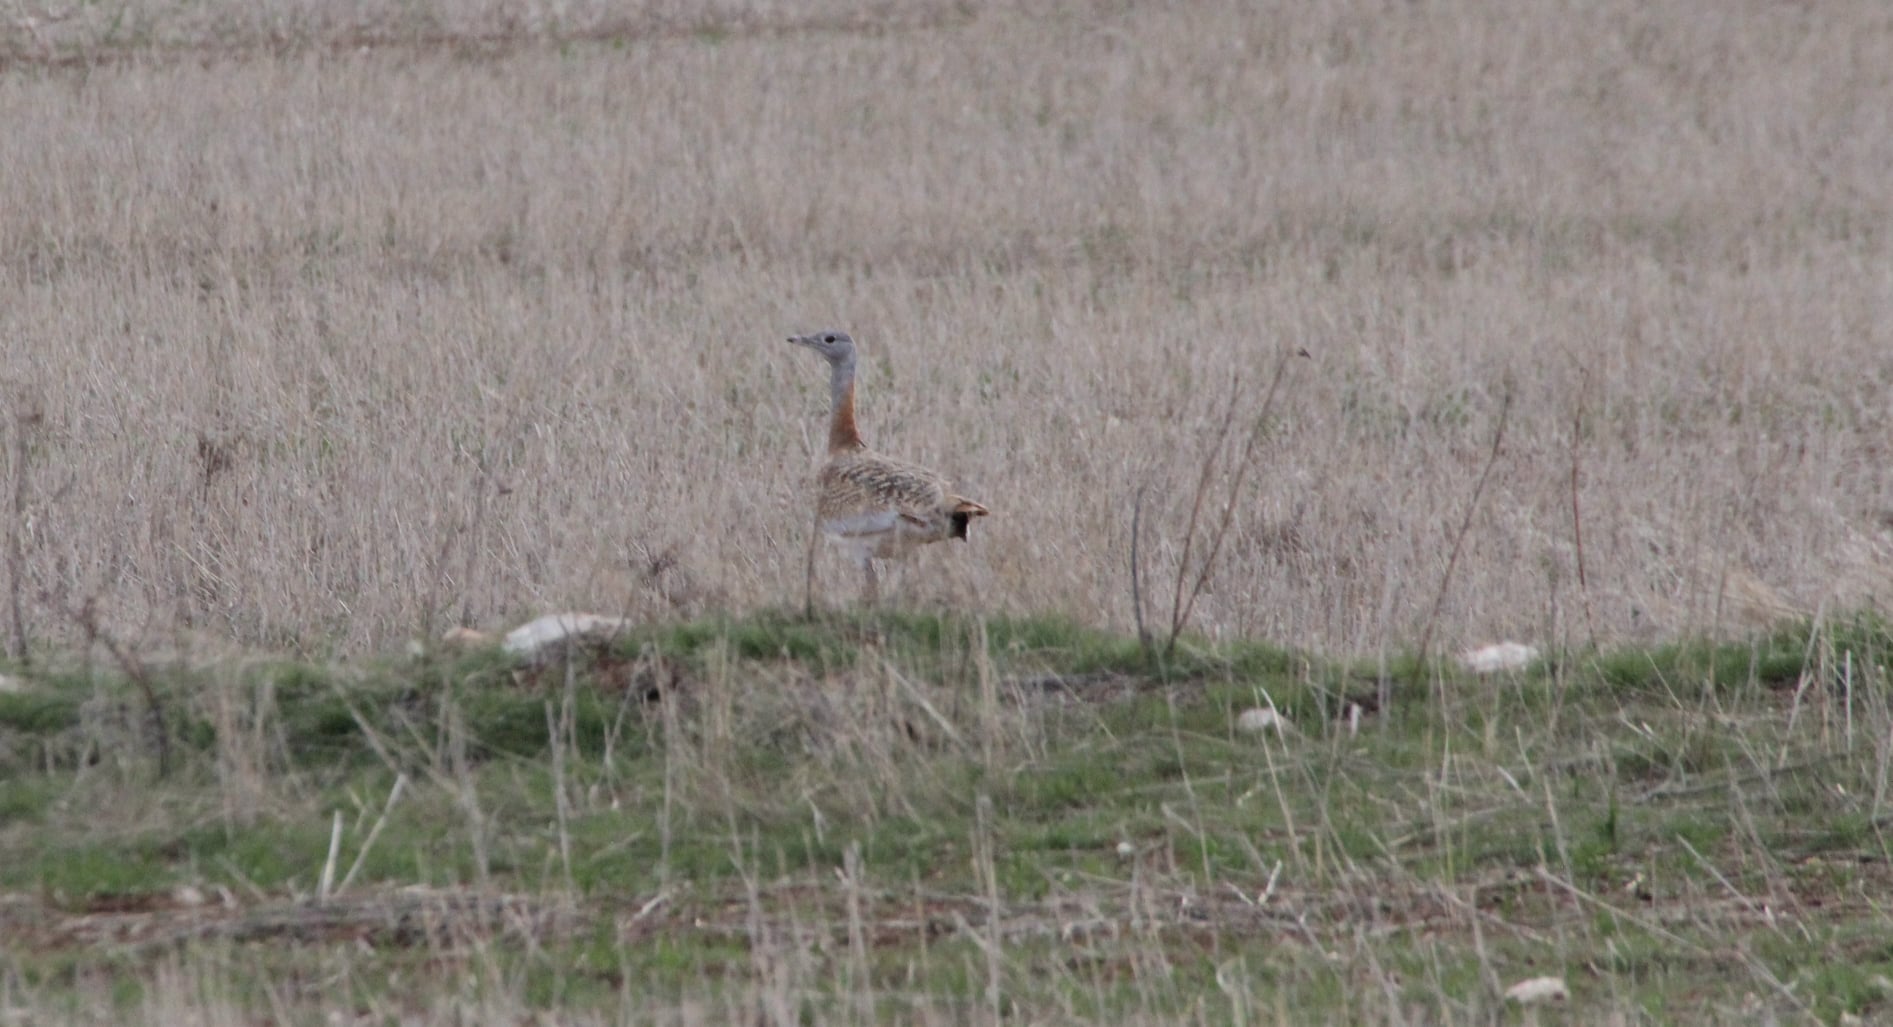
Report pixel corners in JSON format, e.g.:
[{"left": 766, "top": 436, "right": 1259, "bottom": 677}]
[{"left": 4, "top": 610, "right": 1892, "bottom": 1022}]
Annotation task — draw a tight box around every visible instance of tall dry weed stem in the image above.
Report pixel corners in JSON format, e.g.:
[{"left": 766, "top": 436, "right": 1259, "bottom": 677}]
[
  {"left": 4, "top": 390, "right": 39, "bottom": 662},
  {"left": 1147, "top": 346, "right": 1303, "bottom": 660}
]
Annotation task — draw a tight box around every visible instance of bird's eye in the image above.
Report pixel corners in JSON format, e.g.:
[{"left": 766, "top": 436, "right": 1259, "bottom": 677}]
[{"left": 823, "top": 334, "right": 836, "bottom": 344}]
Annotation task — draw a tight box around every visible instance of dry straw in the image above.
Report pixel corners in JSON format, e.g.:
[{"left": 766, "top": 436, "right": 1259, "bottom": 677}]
[{"left": 0, "top": 0, "right": 1889, "bottom": 658}]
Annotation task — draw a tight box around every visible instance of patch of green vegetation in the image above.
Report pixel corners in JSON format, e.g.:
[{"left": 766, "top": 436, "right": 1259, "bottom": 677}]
[
  {"left": 0, "top": 688, "right": 87, "bottom": 774},
  {"left": 4, "top": 609, "right": 1890, "bottom": 1023},
  {"left": 274, "top": 687, "right": 380, "bottom": 763},
  {"left": 984, "top": 614, "right": 1141, "bottom": 672},
  {"left": 636, "top": 608, "right": 856, "bottom": 666},
  {"left": 0, "top": 688, "right": 82, "bottom": 736},
  {"left": 1595, "top": 616, "right": 1893, "bottom": 697},
  {"left": 1666, "top": 813, "right": 1734, "bottom": 854},
  {"left": 1003, "top": 739, "right": 1149, "bottom": 813},
  {"left": 1789, "top": 812, "right": 1881, "bottom": 857},
  {"left": 14, "top": 839, "right": 177, "bottom": 901},
  {"left": 0, "top": 776, "right": 59, "bottom": 823},
  {"left": 179, "top": 819, "right": 336, "bottom": 889},
  {"left": 13, "top": 952, "right": 150, "bottom": 1011},
  {"left": 1792, "top": 945, "right": 1893, "bottom": 1021},
  {"left": 1612, "top": 726, "right": 1742, "bottom": 784},
  {"left": 457, "top": 688, "right": 617, "bottom": 760},
  {"left": 617, "top": 609, "right": 1297, "bottom": 691}
]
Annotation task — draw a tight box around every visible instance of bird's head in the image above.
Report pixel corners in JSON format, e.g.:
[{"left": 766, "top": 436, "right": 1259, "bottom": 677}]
[{"left": 786, "top": 330, "right": 857, "bottom": 367}]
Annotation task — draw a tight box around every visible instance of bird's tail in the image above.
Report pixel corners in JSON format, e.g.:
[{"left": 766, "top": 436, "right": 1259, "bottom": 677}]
[{"left": 948, "top": 498, "right": 990, "bottom": 540}]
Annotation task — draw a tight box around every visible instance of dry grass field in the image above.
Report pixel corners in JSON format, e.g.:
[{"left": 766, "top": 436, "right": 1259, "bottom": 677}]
[
  {"left": 4, "top": 0, "right": 1889, "bottom": 658},
  {"left": 4, "top": 1, "right": 1893, "bottom": 1023}
]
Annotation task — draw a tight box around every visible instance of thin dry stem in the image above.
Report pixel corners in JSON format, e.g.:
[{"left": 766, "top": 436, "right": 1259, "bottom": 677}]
[
  {"left": 336, "top": 773, "right": 408, "bottom": 897},
  {"left": 55, "top": 593, "right": 173, "bottom": 775},
  {"left": 1166, "top": 376, "right": 1243, "bottom": 657},
  {"left": 1569, "top": 372, "right": 1598, "bottom": 650},
  {"left": 1169, "top": 347, "right": 1303, "bottom": 657},
  {"left": 4, "top": 398, "right": 36, "bottom": 663},
  {"left": 1129, "top": 483, "right": 1150, "bottom": 650},
  {"left": 1416, "top": 391, "right": 1513, "bottom": 671}
]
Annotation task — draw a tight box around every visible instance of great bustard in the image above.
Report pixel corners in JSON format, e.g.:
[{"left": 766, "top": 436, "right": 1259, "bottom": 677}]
[{"left": 787, "top": 330, "right": 989, "bottom": 604}]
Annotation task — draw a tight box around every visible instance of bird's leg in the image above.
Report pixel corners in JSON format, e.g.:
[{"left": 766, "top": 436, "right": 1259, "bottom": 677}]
[
  {"left": 860, "top": 557, "right": 879, "bottom": 606},
  {"left": 888, "top": 560, "right": 911, "bottom": 607},
  {"left": 804, "top": 513, "right": 821, "bottom": 618}
]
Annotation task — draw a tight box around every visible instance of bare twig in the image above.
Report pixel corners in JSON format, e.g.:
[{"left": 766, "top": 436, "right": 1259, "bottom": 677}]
[
  {"left": 1129, "top": 483, "right": 1150, "bottom": 649},
  {"left": 1569, "top": 373, "right": 1598, "bottom": 649},
  {"left": 1165, "top": 376, "right": 1243, "bottom": 656},
  {"left": 804, "top": 510, "right": 821, "bottom": 619},
  {"left": 548, "top": 650, "right": 578, "bottom": 894},
  {"left": 5, "top": 396, "right": 40, "bottom": 664},
  {"left": 455, "top": 443, "right": 504, "bottom": 630},
  {"left": 56, "top": 593, "right": 173, "bottom": 776},
  {"left": 1148, "top": 347, "right": 1307, "bottom": 661},
  {"left": 973, "top": 794, "right": 1003, "bottom": 1020},
  {"left": 318, "top": 810, "right": 343, "bottom": 902},
  {"left": 336, "top": 773, "right": 409, "bottom": 896},
  {"left": 1415, "top": 390, "right": 1513, "bottom": 670},
  {"left": 1167, "top": 347, "right": 1303, "bottom": 657}
]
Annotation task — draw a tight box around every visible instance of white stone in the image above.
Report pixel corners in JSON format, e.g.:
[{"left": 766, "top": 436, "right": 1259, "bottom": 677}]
[
  {"left": 502, "top": 613, "right": 632, "bottom": 657},
  {"left": 1503, "top": 976, "right": 1568, "bottom": 1004},
  {"left": 1461, "top": 642, "right": 1539, "bottom": 674}
]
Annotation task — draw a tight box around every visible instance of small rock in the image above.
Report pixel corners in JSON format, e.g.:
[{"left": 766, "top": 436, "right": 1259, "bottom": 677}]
[
  {"left": 0, "top": 673, "right": 22, "bottom": 694},
  {"left": 1503, "top": 976, "right": 1568, "bottom": 1004},
  {"left": 1461, "top": 642, "right": 1539, "bottom": 674},
  {"left": 172, "top": 884, "right": 207, "bottom": 907},
  {"left": 1235, "top": 707, "right": 1288, "bottom": 735},
  {"left": 502, "top": 613, "right": 631, "bottom": 658},
  {"left": 1115, "top": 841, "right": 1135, "bottom": 859}
]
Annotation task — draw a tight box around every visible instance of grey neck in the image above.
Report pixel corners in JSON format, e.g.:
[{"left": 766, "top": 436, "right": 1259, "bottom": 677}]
[{"left": 828, "top": 352, "right": 857, "bottom": 412}]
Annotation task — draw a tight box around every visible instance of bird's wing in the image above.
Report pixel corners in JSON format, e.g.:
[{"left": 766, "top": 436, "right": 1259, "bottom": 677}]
[{"left": 818, "top": 453, "right": 951, "bottom": 522}]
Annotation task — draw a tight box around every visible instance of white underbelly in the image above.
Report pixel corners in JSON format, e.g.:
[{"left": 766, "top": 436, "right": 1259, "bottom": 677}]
[{"left": 821, "top": 509, "right": 938, "bottom": 561}]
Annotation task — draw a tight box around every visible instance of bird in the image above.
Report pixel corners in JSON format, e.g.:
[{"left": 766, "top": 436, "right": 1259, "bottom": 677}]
[{"left": 786, "top": 330, "right": 989, "bottom": 604}]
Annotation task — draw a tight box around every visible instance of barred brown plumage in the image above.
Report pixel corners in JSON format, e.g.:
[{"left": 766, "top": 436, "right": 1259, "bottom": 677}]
[{"left": 787, "top": 330, "right": 989, "bottom": 603}]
